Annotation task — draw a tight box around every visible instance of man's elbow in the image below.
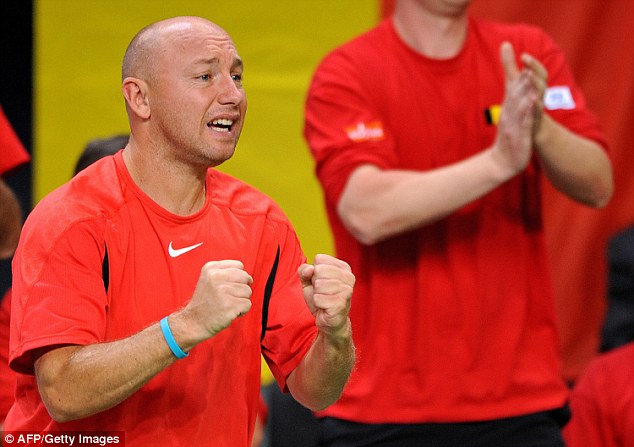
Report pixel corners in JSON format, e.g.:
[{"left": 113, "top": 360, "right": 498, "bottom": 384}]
[
  {"left": 591, "top": 191, "right": 612, "bottom": 209},
  {"left": 304, "top": 400, "right": 335, "bottom": 413},
  {"left": 39, "top": 387, "right": 84, "bottom": 423},
  {"left": 595, "top": 177, "right": 614, "bottom": 208},
  {"left": 584, "top": 175, "right": 614, "bottom": 209},
  {"left": 586, "top": 152, "right": 615, "bottom": 208},
  {"left": 48, "top": 409, "right": 77, "bottom": 424},
  {"left": 338, "top": 207, "right": 389, "bottom": 246},
  {"left": 293, "top": 388, "right": 344, "bottom": 413},
  {"left": 346, "top": 222, "right": 384, "bottom": 246}
]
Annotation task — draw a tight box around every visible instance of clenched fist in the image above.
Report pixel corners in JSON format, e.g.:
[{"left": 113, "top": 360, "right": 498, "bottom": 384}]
[
  {"left": 183, "top": 260, "right": 253, "bottom": 340},
  {"left": 298, "top": 254, "right": 355, "bottom": 339}
]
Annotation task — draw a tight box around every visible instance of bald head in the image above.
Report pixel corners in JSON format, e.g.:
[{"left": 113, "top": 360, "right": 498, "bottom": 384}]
[
  {"left": 121, "top": 16, "right": 229, "bottom": 82},
  {"left": 120, "top": 15, "right": 247, "bottom": 167}
]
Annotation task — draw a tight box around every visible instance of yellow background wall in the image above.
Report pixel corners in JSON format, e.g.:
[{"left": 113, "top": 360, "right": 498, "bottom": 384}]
[{"left": 35, "top": 0, "right": 378, "bottom": 262}]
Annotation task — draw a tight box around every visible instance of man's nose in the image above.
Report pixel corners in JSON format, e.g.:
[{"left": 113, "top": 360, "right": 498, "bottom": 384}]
[{"left": 217, "top": 75, "right": 243, "bottom": 105}]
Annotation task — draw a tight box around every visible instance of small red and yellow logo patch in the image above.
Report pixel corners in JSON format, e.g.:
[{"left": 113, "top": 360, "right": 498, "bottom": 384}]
[{"left": 346, "top": 121, "right": 385, "bottom": 142}]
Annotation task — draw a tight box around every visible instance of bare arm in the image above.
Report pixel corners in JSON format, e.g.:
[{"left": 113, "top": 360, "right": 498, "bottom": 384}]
[
  {"left": 286, "top": 254, "right": 355, "bottom": 411},
  {"left": 338, "top": 43, "right": 538, "bottom": 245},
  {"left": 34, "top": 326, "right": 176, "bottom": 422},
  {"left": 0, "top": 178, "right": 23, "bottom": 259},
  {"left": 520, "top": 52, "right": 613, "bottom": 208},
  {"left": 34, "top": 260, "right": 253, "bottom": 422},
  {"left": 338, "top": 149, "right": 518, "bottom": 246},
  {"left": 534, "top": 114, "right": 613, "bottom": 208}
]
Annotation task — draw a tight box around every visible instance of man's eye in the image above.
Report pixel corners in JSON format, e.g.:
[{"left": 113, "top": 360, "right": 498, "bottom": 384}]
[
  {"left": 199, "top": 74, "right": 210, "bottom": 81},
  {"left": 232, "top": 74, "right": 242, "bottom": 82}
]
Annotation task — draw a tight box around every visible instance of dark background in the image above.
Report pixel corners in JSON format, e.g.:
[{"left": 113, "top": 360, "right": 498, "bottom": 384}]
[{"left": 1, "top": 1, "right": 33, "bottom": 297}]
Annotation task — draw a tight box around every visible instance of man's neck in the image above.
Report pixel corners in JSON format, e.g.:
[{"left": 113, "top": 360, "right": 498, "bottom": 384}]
[
  {"left": 122, "top": 142, "right": 207, "bottom": 217},
  {"left": 392, "top": 1, "right": 469, "bottom": 59}
]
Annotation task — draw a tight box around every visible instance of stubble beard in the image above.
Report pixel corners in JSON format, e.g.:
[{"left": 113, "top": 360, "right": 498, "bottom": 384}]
[{"left": 156, "top": 113, "right": 238, "bottom": 169}]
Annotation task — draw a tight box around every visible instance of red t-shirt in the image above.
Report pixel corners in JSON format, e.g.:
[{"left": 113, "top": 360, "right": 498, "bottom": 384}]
[
  {"left": 0, "top": 104, "right": 30, "bottom": 423},
  {"left": 0, "top": 290, "right": 15, "bottom": 421},
  {"left": 304, "top": 16, "right": 606, "bottom": 423},
  {"left": 7, "top": 152, "right": 317, "bottom": 446},
  {"left": 0, "top": 105, "right": 30, "bottom": 175},
  {"left": 564, "top": 343, "right": 634, "bottom": 447}
]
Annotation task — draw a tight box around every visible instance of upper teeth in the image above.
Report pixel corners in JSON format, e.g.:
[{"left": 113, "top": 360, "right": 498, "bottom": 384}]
[{"left": 212, "top": 119, "right": 233, "bottom": 126}]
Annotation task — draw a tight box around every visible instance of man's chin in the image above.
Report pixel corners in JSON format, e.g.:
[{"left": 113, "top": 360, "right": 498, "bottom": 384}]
[{"left": 206, "top": 147, "right": 238, "bottom": 168}]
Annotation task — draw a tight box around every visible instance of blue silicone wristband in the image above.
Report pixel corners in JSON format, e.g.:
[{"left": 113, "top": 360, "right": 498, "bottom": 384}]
[{"left": 160, "top": 316, "right": 189, "bottom": 359}]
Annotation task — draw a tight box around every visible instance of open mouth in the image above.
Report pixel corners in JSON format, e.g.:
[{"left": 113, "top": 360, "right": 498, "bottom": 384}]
[{"left": 207, "top": 118, "right": 234, "bottom": 133}]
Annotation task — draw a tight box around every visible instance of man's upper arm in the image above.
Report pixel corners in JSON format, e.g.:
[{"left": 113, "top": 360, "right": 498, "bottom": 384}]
[
  {"left": 304, "top": 51, "right": 398, "bottom": 208},
  {"left": 10, "top": 217, "right": 108, "bottom": 374}
]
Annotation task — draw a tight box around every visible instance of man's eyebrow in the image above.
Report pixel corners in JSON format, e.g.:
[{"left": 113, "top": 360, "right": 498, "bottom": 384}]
[
  {"left": 192, "top": 57, "right": 220, "bottom": 66},
  {"left": 232, "top": 58, "right": 244, "bottom": 70}
]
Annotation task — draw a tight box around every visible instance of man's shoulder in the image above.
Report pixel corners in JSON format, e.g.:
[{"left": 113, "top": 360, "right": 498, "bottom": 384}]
[
  {"left": 27, "top": 156, "right": 122, "bottom": 232},
  {"left": 470, "top": 15, "right": 554, "bottom": 51},
  {"left": 319, "top": 19, "right": 391, "bottom": 64},
  {"left": 207, "top": 169, "right": 289, "bottom": 224}
]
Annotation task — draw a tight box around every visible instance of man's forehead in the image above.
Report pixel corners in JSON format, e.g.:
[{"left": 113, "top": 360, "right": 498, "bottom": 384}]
[
  {"left": 163, "top": 22, "right": 238, "bottom": 53},
  {"left": 185, "top": 36, "right": 243, "bottom": 68}
]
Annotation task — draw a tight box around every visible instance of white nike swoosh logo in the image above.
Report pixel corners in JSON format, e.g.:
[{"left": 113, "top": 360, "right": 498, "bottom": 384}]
[{"left": 168, "top": 241, "right": 204, "bottom": 258}]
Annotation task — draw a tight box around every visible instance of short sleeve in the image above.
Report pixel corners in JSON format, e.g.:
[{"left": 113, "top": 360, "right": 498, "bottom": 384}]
[
  {"left": 0, "top": 290, "right": 16, "bottom": 419},
  {"left": 0, "top": 105, "right": 30, "bottom": 175},
  {"left": 260, "top": 218, "right": 317, "bottom": 391},
  {"left": 9, "top": 214, "right": 108, "bottom": 374},
  {"left": 520, "top": 27, "right": 609, "bottom": 152},
  {"left": 304, "top": 49, "right": 398, "bottom": 206},
  {"left": 563, "top": 353, "right": 621, "bottom": 447}
]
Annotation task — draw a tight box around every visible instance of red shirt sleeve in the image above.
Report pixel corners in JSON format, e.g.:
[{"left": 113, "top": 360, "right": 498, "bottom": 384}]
[
  {"left": 0, "top": 105, "right": 30, "bottom": 175},
  {"left": 514, "top": 24, "right": 609, "bottom": 153},
  {"left": 304, "top": 46, "right": 398, "bottom": 207},
  {"left": 563, "top": 347, "right": 634, "bottom": 447},
  {"left": 9, "top": 212, "right": 108, "bottom": 374},
  {"left": 0, "top": 290, "right": 16, "bottom": 420},
  {"left": 260, "top": 217, "right": 318, "bottom": 391}
]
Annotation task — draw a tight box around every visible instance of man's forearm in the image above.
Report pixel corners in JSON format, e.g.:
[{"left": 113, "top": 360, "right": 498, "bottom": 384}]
[
  {"left": 34, "top": 259, "right": 255, "bottom": 422},
  {"left": 286, "top": 320, "right": 355, "bottom": 412},
  {"left": 35, "top": 320, "right": 181, "bottom": 422},
  {"left": 535, "top": 114, "right": 614, "bottom": 208},
  {"left": 338, "top": 148, "right": 518, "bottom": 246}
]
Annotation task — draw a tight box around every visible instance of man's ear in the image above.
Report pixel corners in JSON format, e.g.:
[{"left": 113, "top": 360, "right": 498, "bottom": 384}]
[{"left": 122, "top": 77, "right": 151, "bottom": 119}]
